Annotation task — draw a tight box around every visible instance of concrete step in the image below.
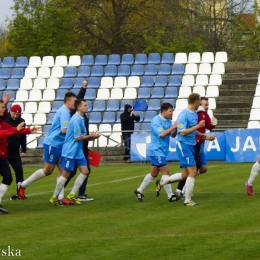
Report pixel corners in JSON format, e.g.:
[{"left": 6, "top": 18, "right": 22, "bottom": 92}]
[
  {"left": 219, "top": 84, "right": 256, "bottom": 90},
  {"left": 216, "top": 101, "right": 252, "bottom": 108},
  {"left": 223, "top": 73, "right": 258, "bottom": 79},
  {"left": 216, "top": 119, "right": 248, "bottom": 127},
  {"left": 214, "top": 108, "right": 251, "bottom": 113},
  {"left": 219, "top": 90, "right": 255, "bottom": 96},
  {"left": 217, "top": 96, "right": 253, "bottom": 101},
  {"left": 212, "top": 113, "right": 249, "bottom": 120},
  {"left": 222, "top": 78, "right": 257, "bottom": 85},
  {"left": 225, "top": 61, "right": 260, "bottom": 70}
]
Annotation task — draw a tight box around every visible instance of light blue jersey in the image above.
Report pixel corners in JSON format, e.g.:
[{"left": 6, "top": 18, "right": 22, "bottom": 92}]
[
  {"left": 148, "top": 115, "right": 173, "bottom": 157},
  {"left": 176, "top": 109, "right": 198, "bottom": 146},
  {"left": 61, "top": 113, "right": 86, "bottom": 159},
  {"left": 44, "top": 105, "right": 71, "bottom": 149}
]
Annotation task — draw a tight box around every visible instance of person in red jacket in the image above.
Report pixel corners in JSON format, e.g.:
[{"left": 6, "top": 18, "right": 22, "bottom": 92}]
[
  {"left": 175, "top": 97, "right": 217, "bottom": 195},
  {"left": 0, "top": 100, "right": 41, "bottom": 214}
]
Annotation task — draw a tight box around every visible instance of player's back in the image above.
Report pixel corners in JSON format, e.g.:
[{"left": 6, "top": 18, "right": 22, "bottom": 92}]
[
  {"left": 44, "top": 105, "right": 70, "bottom": 149},
  {"left": 176, "top": 109, "right": 197, "bottom": 145}
]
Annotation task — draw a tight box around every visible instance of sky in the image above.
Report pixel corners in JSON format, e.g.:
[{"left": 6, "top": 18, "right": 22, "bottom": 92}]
[{"left": 0, "top": 0, "right": 14, "bottom": 25}]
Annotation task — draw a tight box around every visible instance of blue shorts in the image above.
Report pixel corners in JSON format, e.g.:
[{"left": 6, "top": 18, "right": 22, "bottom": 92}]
[
  {"left": 199, "top": 142, "right": 207, "bottom": 166},
  {"left": 150, "top": 156, "right": 167, "bottom": 167},
  {"left": 43, "top": 144, "right": 61, "bottom": 165},
  {"left": 176, "top": 141, "right": 196, "bottom": 168},
  {"left": 60, "top": 156, "right": 87, "bottom": 172}
]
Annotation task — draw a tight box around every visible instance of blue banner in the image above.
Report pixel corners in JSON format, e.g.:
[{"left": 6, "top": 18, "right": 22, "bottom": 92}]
[{"left": 130, "top": 132, "right": 226, "bottom": 162}]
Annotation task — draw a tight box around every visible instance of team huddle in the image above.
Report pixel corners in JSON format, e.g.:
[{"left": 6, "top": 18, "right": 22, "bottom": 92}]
[{"left": 1, "top": 82, "right": 260, "bottom": 214}]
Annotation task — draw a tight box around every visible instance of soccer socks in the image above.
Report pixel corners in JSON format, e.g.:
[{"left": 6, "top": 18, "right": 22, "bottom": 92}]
[
  {"left": 248, "top": 161, "right": 260, "bottom": 186},
  {"left": 21, "top": 169, "right": 46, "bottom": 187},
  {"left": 53, "top": 176, "right": 67, "bottom": 199},
  {"left": 0, "top": 183, "right": 8, "bottom": 204},
  {"left": 161, "top": 175, "right": 174, "bottom": 199},
  {"left": 57, "top": 177, "right": 65, "bottom": 200},
  {"left": 70, "top": 173, "right": 87, "bottom": 195},
  {"left": 184, "top": 177, "right": 195, "bottom": 203},
  {"left": 177, "top": 179, "right": 186, "bottom": 191},
  {"left": 137, "top": 173, "right": 154, "bottom": 193},
  {"left": 161, "top": 172, "right": 182, "bottom": 186}
]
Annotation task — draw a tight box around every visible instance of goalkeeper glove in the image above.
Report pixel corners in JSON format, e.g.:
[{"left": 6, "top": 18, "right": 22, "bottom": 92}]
[{"left": 211, "top": 116, "right": 218, "bottom": 126}]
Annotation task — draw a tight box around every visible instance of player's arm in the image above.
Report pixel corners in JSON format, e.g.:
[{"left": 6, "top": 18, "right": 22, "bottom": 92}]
[
  {"left": 75, "top": 132, "right": 100, "bottom": 141},
  {"left": 178, "top": 113, "right": 205, "bottom": 136},
  {"left": 60, "top": 112, "right": 71, "bottom": 134}
]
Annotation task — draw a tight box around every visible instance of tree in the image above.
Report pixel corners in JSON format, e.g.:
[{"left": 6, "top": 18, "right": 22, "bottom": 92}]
[{"left": 7, "top": 0, "right": 78, "bottom": 57}]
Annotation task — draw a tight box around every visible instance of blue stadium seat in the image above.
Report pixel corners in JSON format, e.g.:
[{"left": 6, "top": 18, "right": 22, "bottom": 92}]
[
  {"left": 102, "top": 112, "right": 116, "bottom": 123},
  {"left": 154, "top": 76, "right": 167, "bottom": 87},
  {"left": 167, "top": 76, "right": 181, "bottom": 87},
  {"left": 147, "top": 99, "right": 160, "bottom": 111},
  {"left": 51, "top": 101, "right": 63, "bottom": 112},
  {"left": 3, "top": 90, "right": 15, "bottom": 101},
  {"left": 89, "top": 112, "right": 102, "bottom": 124},
  {"left": 55, "top": 89, "right": 68, "bottom": 100},
  {"left": 60, "top": 78, "right": 73, "bottom": 89},
  {"left": 161, "top": 53, "right": 174, "bottom": 64},
  {"left": 77, "top": 66, "right": 90, "bottom": 77},
  {"left": 6, "top": 79, "right": 19, "bottom": 90},
  {"left": 157, "top": 64, "right": 171, "bottom": 76},
  {"left": 144, "top": 64, "right": 157, "bottom": 76},
  {"left": 141, "top": 122, "right": 151, "bottom": 131},
  {"left": 134, "top": 123, "right": 140, "bottom": 131},
  {"left": 133, "top": 99, "right": 147, "bottom": 111},
  {"left": 134, "top": 54, "right": 147, "bottom": 65},
  {"left": 143, "top": 111, "right": 157, "bottom": 122},
  {"left": 84, "top": 89, "right": 96, "bottom": 100},
  {"left": 10, "top": 68, "right": 24, "bottom": 79},
  {"left": 131, "top": 65, "right": 144, "bottom": 76},
  {"left": 2, "top": 57, "right": 15, "bottom": 68},
  {"left": 162, "top": 99, "right": 175, "bottom": 108},
  {"left": 115, "top": 112, "right": 121, "bottom": 123},
  {"left": 119, "top": 100, "right": 133, "bottom": 111},
  {"left": 63, "top": 66, "right": 77, "bottom": 78},
  {"left": 147, "top": 53, "right": 160, "bottom": 64},
  {"left": 106, "top": 100, "right": 119, "bottom": 111},
  {"left": 140, "top": 76, "right": 154, "bottom": 88},
  {"left": 137, "top": 88, "right": 150, "bottom": 99},
  {"left": 0, "top": 79, "right": 6, "bottom": 90},
  {"left": 108, "top": 54, "right": 120, "bottom": 65},
  {"left": 0, "top": 58, "right": 1, "bottom": 67},
  {"left": 43, "top": 125, "right": 51, "bottom": 134},
  {"left": 171, "top": 64, "right": 185, "bottom": 75},
  {"left": 92, "top": 100, "right": 106, "bottom": 111},
  {"left": 36, "top": 136, "right": 45, "bottom": 148},
  {"left": 15, "top": 56, "right": 28, "bottom": 68},
  {"left": 117, "top": 65, "right": 130, "bottom": 76},
  {"left": 86, "top": 100, "right": 92, "bottom": 112},
  {"left": 0, "top": 68, "right": 11, "bottom": 79},
  {"left": 87, "top": 77, "right": 100, "bottom": 89},
  {"left": 121, "top": 54, "right": 134, "bottom": 65},
  {"left": 91, "top": 66, "right": 104, "bottom": 77},
  {"left": 46, "top": 112, "right": 56, "bottom": 124},
  {"left": 81, "top": 55, "right": 94, "bottom": 66},
  {"left": 94, "top": 55, "right": 107, "bottom": 66},
  {"left": 151, "top": 87, "right": 164, "bottom": 99},
  {"left": 104, "top": 65, "right": 117, "bottom": 77},
  {"left": 164, "top": 87, "right": 178, "bottom": 98},
  {"left": 72, "top": 77, "right": 85, "bottom": 89}
]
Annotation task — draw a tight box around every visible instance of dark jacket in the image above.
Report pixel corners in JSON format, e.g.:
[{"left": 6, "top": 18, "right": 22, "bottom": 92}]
[
  {"left": 120, "top": 104, "right": 140, "bottom": 131},
  {"left": 71, "top": 87, "right": 89, "bottom": 156},
  {"left": 5, "top": 112, "right": 27, "bottom": 154}
]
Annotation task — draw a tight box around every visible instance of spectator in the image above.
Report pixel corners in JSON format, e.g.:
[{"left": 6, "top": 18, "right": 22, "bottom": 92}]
[
  {"left": 120, "top": 104, "right": 140, "bottom": 163},
  {"left": 5, "top": 104, "right": 27, "bottom": 200}
]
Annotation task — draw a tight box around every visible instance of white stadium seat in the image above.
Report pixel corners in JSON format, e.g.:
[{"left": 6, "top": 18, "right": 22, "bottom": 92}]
[
  {"left": 107, "top": 133, "right": 122, "bottom": 147},
  {"left": 41, "top": 56, "right": 54, "bottom": 67},
  {"left": 96, "top": 89, "right": 110, "bottom": 100},
  {"left": 114, "top": 77, "right": 127, "bottom": 88},
  {"left": 187, "top": 52, "right": 201, "bottom": 63},
  {"left": 46, "top": 78, "right": 59, "bottom": 89},
  {"left": 255, "top": 85, "right": 260, "bottom": 96},
  {"left": 37, "top": 101, "right": 51, "bottom": 113},
  {"left": 175, "top": 99, "right": 188, "bottom": 110},
  {"left": 109, "top": 88, "right": 123, "bottom": 100},
  {"left": 22, "top": 113, "right": 33, "bottom": 125},
  {"left": 206, "top": 85, "right": 219, "bottom": 97},
  {"left": 50, "top": 66, "right": 64, "bottom": 78},
  {"left": 252, "top": 97, "right": 260, "bottom": 108},
  {"left": 181, "top": 75, "right": 194, "bottom": 87},
  {"left": 100, "top": 77, "right": 113, "bottom": 89},
  {"left": 127, "top": 76, "right": 140, "bottom": 88},
  {"left": 211, "top": 63, "right": 225, "bottom": 74},
  {"left": 28, "top": 89, "right": 42, "bottom": 101},
  {"left": 123, "top": 88, "right": 137, "bottom": 99},
  {"left": 37, "top": 67, "right": 51, "bottom": 78},
  {"left": 20, "top": 78, "right": 33, "bottom": 90},
  {"left": 178, "top": 86, "right": 191, "bottom": 98},
  {"left": 214, "top": 51, "right": 228, "bottom": 63},
  {"left": 249, "top": 109, "right": 260, "bottom": 120},
  {"left": 54, "top": 56, "right": 67, "bottom": 67},
  {"left": 198, "top": 63, "right": 211, "bottom": 75},
  {"left": 33, "top": 78, "right": 46, "bottom": 90},
  {"left": 15, "top": 90, "right": 28, "bottom": 102},
  {"left": 99, "top": 124, "right": 112, "bottom": 136},
  {"left": 193, "top": 86, "right": 205, "bottom": 97},
  {"left": 208, "top": 74, "right": 222, "bottom": 86},
  {"left": 184, "top": 63, "right": 198, "bottom": 75},
  {"left": 28, "top": 56, "right": 41, "bottom": 68},
  {"left": 42, "top": 89, "right": 55, "bottom": 101},
  {"left": 208, "top": 98, "right": 216, "bottom": 109},
  {"left": 247, "top": 121, "right": 260, "bottom": 129},
  {"left": 32, "top": 113, "right": 47, "bottom": 125},
  {"left": 24, "top": 102, "right": 37, "bottom": 113},
  {"left": 174, "top": 52, "right": 187, "bottom": 64},
  {"left": 24, "top": 67, "right": 37, "bottom": 78},
  {"left": 201, "top": 52, "right": 214, "bottom": 63},
  {"left": 68, "top": 55, "right": 81, "bottom": 66},
  {"left": 195, "top": 74, "right": 208, "bottom": 86}
]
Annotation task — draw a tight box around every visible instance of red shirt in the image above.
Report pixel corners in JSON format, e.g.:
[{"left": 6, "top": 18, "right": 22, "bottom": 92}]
[
  {"left": 0, "top": 120, "right": 30, "bottom": 158},
  {"left": 196, "top": 111, "right": 215, "bottom": 144}
]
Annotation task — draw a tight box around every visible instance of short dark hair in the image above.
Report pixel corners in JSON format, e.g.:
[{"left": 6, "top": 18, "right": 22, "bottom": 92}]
[
  {"left": 74, "top": 99, "right": 86, "bottom": 110},
  {"left": 161, "top": 102, "right": 173, "bottom": 112},
  {"left": 201, "top": 97, "right": 209, "bottom": 102},
  {"left": 64, "top": 92, "right": 76, "bottom": 103},
  {"left": 0, "top": 100, "right": 4, "bottom": 105},
  {"left": 188, "top": 93, "right": 200, "bottom": 104}
]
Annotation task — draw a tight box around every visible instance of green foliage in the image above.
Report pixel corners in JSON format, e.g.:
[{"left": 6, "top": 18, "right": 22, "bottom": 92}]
[{"left": 1, "top": 163, "right": 260, "bottom": 260}]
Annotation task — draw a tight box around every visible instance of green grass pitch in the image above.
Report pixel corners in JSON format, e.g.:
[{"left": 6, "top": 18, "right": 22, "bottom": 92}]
[{"left": 1, "top": 162, "right": 260, "bottom": 260}]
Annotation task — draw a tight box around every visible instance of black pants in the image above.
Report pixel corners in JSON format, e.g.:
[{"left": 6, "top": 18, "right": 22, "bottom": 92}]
[
  {"left": 64, "top": 151, "right": 91, "bottom": 197},
  {"left": 0, "top": 158, "right": 13, "bottom": 186},
  {"left": 7, "top": 153, "right": 24, "bottom": 184},
  {"left": 122, "top": 132, "right": 132, "bottom": 160}
]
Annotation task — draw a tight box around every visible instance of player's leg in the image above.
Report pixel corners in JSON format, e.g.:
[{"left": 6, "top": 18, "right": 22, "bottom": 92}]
[
  {"left": 197, "top": 143, "right": 207, "bottom": 175},
  {"left": 19, "top": 145, "right": 59, "bottom": 200},
  {"left": 8, "top": 154, "right": 24, "bottom": 200},
  {"left": 78, "top": 162, "right": 93, "bottom": 201},
  {"left": 134, "top": 157, "right": 160, "bottom": 202},
  {"left": 245, "top": 156, "right": 260, "bottom": 196},
  {"left": 0, "top": 158, "right": 13, "bottom": 213}
]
